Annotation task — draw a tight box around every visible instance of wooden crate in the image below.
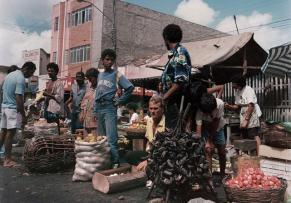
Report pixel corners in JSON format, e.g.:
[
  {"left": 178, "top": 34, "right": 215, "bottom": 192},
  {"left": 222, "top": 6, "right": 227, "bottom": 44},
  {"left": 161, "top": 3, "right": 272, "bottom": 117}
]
[
  {"left": 259, "top": 145, "right": 291, "bottom": 161},
  {"left": 92, "top": 163, "right": 147, "bottom": 194}
]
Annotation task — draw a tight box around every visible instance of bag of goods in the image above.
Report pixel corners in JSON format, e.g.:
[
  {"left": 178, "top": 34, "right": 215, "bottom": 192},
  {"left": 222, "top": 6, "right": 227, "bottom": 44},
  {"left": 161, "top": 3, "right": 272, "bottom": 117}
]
[
  {"left": 72, "top": 135, "right": 111, "bottom": 182},
  {"left": 34, "top": 118, "right": 58, "bottom": 136},
  {"left": 223, "top": 167, "right": 287, "bottom": 203}
]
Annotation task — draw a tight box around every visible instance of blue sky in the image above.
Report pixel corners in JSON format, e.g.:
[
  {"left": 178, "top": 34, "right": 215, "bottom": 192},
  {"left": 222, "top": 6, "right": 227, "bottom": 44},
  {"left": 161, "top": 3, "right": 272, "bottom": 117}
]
[
  {"left": 124, "top": 0, "right": 291, "bottom": 49},
  {"left": 0, "top": 0, "right": 290, "bottom": 65},
  {"left": 124, "top": 0, "right": 291, "bottom": 26}
]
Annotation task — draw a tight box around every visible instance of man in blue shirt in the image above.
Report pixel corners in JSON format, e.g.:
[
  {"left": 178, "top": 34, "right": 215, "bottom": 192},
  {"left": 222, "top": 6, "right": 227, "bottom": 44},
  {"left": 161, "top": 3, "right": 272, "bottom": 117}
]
[
  {"left": 0, "top": 62, "right": 36, "bottom": 167},
  {"left": 161, "top": 24, "right": 191, "bottom": 128},
  {"left": 95, "top": 49, "right": 134, "bottom": 168},
  {"left": 66, "top": 72, "right": 86, "bottom": 133}
]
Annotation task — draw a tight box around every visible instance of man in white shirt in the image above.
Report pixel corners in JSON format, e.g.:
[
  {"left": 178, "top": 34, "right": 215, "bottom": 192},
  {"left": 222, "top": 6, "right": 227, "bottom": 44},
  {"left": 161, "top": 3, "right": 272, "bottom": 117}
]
[
  {"left": 195, "top": 93, "right": 226, "bottom": 177},
  {"left": 225, "top": 74, "right": 262, "bottom": 154}
]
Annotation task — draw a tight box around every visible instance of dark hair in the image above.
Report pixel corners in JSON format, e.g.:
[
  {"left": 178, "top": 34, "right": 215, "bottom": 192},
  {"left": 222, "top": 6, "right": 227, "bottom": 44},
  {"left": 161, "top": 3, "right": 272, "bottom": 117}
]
[
  {"left": 8, "top": 65, "right": 19, "bottom": 73},
  {"left": 231, "top": 74, "right": 246, "bottom": 88},
  {"left": 199, "top": 93, "right": 217, "bottom": 114},
  {"left": 126, "top": 102, "right": 137, "bottom": 112},
  {"left": 162, "top": 24, "right": 183, "bottom": 43},
  {"left": 22, "top": 61, "right": 36, "bottom": 71},
  {"left": 76, "top": 71, "right": 85, "bottom": 78},
  {"left": 101, "top": 49, "right": 116, "bottom": 60},
  {"left": 47, "top": 62, "right": 59, "bottom": 74},
  {"left": 85, "top": 68, "right": 99, "bottom": 78}
]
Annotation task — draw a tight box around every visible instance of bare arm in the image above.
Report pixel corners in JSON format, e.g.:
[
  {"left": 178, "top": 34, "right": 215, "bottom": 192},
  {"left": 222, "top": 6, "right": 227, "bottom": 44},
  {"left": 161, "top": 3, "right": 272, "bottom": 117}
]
[
  {"left": 225, "top": 103, "right": 240, "bottom": 112},
  {"left": 163, "top": 83, "right": 180, "bottom": 101},
  {"left": 210, "top": 118, "right": 220, "bottom": 137},
  {"left": 207, "top": 85, "right": 224, "bottom": 99},
  {"left": 16, "top": 94, "right": 27, "bottom": 126}
]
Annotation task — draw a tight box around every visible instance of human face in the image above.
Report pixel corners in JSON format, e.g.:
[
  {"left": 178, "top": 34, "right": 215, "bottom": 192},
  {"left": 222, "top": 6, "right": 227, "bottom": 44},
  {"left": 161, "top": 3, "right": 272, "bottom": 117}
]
[
  {"left": 23, "top": 68, "right": 35, "bottom": 78},
  {"left": 76, "top": 76, "right": 84, "bottom": 86},
  {"left": 47, "top": 67, "right": 57, "bottom": 79},
  {"left": 102, "top": 55, "right": 115, "bottom": 70},
  {"left": 149, "top": 101, "right": 163, "bottom": 122}
]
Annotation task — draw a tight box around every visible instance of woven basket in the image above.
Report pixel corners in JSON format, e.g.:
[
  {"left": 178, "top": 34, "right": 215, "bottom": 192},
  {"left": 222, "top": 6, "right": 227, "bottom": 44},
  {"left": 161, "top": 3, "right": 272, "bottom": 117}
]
[
  {"left": 223, "top": 177, "right": 287, "bottom": 203},
  {"left": 263, "top": 127, "right": 291, "bottom": 149},
  {"left": 23, "top": 135, "right": 75, "bottom": 173}
]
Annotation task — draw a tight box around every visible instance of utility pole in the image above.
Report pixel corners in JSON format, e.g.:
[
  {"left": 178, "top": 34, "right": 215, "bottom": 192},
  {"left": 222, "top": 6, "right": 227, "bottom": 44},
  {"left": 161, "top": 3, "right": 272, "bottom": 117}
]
[
  {"left": 112, "top": 0, "right": 117, "bottom": 70},
  {"left": 233, "top": 15, "right": 239, "bottom": 35}
]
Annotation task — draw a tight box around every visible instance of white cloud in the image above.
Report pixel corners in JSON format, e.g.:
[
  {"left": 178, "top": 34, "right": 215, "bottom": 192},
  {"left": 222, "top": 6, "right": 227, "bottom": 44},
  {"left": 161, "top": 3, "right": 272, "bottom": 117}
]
[
  {"left": 216, "top": 11, "right": 291, "bottom": 50},
  {"left": 0, "top": 0, "right": 60, "bottom": 66},
  {"left": 0, "top": 25, "right": 51, "bottom": 66},
  {"left": 174, "top": 0, "right": 218, "bottom": 26}
]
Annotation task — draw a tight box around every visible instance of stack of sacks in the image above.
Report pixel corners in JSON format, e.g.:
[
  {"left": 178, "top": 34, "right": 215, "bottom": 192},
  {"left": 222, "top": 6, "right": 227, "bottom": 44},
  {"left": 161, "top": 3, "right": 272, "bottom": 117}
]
[{"left": 72, "top": 135, "right": 111, "bottom": 181}]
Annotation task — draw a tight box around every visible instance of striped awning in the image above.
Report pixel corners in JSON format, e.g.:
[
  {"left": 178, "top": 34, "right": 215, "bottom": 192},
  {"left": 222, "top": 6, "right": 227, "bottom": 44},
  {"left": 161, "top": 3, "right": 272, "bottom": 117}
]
[{"left": 261, "top": 42, "right": 291, "bottom": 77}]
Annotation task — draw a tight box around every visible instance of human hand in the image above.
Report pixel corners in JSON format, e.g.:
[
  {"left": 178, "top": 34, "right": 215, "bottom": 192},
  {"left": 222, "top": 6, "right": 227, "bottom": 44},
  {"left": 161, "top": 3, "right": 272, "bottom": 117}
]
[
  {"left": 240, "top": 118, "right": 249, "bottom": 129},
  {"left": 136, "top": 160, "right": 147, "bottom": 172}
]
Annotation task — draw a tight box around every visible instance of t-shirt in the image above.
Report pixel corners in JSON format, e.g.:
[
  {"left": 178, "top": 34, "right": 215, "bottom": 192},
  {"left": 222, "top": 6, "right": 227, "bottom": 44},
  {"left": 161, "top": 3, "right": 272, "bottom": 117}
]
[
  {"left": 1, "top": 70, "right": 25, "bottom": 109},
  {"left": 145, "top": 115, "right": 165, "bottom": 151},
  {"left": 129, "top": 112, "right": 139, "bottom": 124},
  {"left": 235, "top": 85, "right": 262, "bottom": 128},
  {"left": 195, "top": 98, "right": 225, "bottom": 132},
  {"left": 95, "top": 70, "right": 133, "bottom": 105}
]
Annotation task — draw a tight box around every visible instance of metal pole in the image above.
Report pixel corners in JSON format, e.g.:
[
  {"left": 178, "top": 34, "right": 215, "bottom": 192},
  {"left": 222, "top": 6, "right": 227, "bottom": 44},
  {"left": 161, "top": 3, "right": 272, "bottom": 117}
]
[{"left": 112, "top": 0, "right": 117, "bottom": 70}]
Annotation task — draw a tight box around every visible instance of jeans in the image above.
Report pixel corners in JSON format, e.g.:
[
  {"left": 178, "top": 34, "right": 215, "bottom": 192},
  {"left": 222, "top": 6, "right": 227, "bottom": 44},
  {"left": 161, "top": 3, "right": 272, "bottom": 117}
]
[
  {"left": 165, "top": 103, "right": 179, "bottom": 129},
  {"left": 71, "top": 112, "right": 82, "bottom": 134},
  {"left": 124, "top": 150, "right": 148, "bottom": 166},
  {"left": 96, "top": 103, "right": 119, "bottom": 164}
]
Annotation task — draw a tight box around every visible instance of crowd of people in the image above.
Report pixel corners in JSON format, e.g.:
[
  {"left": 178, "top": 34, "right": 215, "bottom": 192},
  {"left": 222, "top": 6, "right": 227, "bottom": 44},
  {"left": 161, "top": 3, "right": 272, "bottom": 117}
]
[{"left": 0, "top": 24, "right": 262, "bottom": 184}]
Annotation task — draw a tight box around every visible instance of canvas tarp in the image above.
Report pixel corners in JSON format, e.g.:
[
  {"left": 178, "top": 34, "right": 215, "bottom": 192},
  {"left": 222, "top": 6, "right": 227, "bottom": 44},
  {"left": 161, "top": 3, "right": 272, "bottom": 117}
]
[
  {"left": 148, "top": 32, "right": 256, "bottom": 68},
  {"left": 261, "top": 42, "right": 291, "bottom": 77}
]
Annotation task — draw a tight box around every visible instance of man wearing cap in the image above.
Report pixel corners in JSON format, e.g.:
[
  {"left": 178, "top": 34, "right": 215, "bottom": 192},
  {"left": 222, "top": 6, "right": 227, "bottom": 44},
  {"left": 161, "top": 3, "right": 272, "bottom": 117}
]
[{"left": 66, "top": 72, "right": 87, "bottom": 134}]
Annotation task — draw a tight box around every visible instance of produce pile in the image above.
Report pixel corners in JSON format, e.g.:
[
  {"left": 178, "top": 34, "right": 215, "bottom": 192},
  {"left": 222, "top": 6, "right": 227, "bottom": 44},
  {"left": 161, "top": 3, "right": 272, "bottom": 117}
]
[
  {"left": 34, "top": 118, "right": 58, "bottom": 136},
  {"left": 146, "top": 103, "right": 213, "bottom": 201},
  {"left": 225, "top": 167, "right": 282, "bottom": 190},
  {"left": 128, "top": 121, "right": 146, "bottom": 130},
  {"left": 72, "top": 135, "right": 111, "bottom": 181}
]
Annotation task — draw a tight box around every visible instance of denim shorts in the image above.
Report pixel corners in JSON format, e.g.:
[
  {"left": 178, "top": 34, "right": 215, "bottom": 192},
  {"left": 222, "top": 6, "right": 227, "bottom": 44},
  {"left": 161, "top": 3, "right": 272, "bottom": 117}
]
[{"left": 202, "top": 127, "right": 225, "bottom": 145}]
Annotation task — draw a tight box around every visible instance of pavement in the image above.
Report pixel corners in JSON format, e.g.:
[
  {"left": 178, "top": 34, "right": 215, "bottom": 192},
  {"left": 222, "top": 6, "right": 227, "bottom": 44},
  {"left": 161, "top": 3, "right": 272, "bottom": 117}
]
[{"left": 0, "top": 147, "right": 227, "bottom": 203}]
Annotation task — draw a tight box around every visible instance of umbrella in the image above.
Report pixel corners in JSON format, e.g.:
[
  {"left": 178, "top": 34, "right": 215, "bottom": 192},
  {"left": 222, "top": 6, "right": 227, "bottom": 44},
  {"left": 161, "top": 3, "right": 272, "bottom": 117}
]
[{"left": 261, "top": 42, "right": 291, "bottom": 77}]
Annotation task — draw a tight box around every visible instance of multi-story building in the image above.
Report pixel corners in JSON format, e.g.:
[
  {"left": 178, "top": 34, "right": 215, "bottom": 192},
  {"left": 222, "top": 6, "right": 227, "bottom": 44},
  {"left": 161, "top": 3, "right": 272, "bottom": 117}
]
[{"left": 51, "top": 0, "right": 225, "bottom": 77}]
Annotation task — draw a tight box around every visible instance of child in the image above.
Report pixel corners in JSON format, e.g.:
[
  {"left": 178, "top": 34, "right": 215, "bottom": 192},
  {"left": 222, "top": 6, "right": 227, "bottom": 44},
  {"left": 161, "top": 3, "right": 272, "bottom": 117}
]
[{"left": 95, "top": 49, "right": 134, "bottom": 168}]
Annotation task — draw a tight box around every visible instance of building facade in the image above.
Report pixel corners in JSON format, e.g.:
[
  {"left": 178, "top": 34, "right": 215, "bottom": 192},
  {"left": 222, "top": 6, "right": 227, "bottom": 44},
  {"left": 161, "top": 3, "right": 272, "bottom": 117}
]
[{"left": 51, "top": 0, "right": 225, "bottom": 77}]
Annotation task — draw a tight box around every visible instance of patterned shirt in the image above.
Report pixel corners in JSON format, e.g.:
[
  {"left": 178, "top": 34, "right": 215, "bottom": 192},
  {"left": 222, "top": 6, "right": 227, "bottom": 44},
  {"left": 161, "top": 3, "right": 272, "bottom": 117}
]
[
  {"left": 161, "top": 44, "right": 191, "bottom": 93},
  {"left": 46, "top": 79, "right": 64, "bottom": 115}
]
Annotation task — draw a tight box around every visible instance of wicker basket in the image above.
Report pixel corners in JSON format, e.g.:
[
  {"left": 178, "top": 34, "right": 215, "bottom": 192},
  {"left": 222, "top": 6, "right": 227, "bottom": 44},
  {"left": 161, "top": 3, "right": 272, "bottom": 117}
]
[
  {"left": 23, "top": 135, "right": 75, "bottom": 173},
  {"left": 223, "top": 177, "right": 287, "bottom": 203},
  {"left": 263, "top": 127, "right": 291, "bottom": 149}
]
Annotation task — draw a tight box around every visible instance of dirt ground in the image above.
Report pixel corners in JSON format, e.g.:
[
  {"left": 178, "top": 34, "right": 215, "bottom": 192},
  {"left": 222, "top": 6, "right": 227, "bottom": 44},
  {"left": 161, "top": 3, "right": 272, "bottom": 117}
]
[{"left": 0, "top": 147, "right": 227, "bottom": 203}]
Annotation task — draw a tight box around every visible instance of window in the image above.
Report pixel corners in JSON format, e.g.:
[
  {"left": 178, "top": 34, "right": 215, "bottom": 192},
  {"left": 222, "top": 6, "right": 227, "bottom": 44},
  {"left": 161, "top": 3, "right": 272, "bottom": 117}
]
[
  {"left": 64, "top": 50, "right": 69, "bottom": 64},
  {"left": 70, "top": 7, "right": 92, "bottom": 27},
  {"left": 69, "top": 45, "right": 90, "bottom": 64},
  {"left": 52, "top": 52, "right": 57, "bottom": 64},
  {"left": 54, "top": 17, "right": 59, "bottom": 31}
]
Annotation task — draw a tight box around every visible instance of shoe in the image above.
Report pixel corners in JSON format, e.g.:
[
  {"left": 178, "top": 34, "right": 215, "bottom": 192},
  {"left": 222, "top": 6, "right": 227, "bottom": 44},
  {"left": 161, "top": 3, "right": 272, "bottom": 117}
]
[
  {"left": 12, "top": 142, "right": 20, "bottom": 147},
  {"left": 112, "top": 163, "right": 120, "bottom": 169}
]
